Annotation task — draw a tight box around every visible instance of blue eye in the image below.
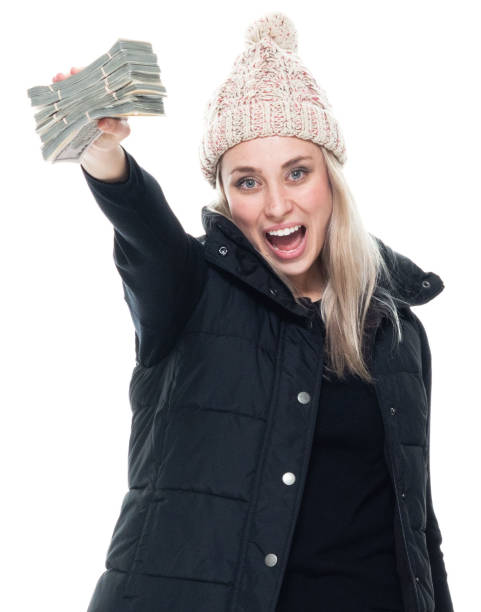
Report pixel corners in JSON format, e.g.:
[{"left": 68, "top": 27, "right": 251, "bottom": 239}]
[
  {"left": 236, "top": 167, "right": 309, "bottom": 191},
  {"left": 237, "top": 177, "right": 257, "bottom": 189},
  {"left": 290, "top": 168, "right": 308, "bottom": 180}
]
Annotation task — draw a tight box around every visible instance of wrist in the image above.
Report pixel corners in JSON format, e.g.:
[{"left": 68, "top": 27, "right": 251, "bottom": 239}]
[{"left": 81, "top": 145, "right": 128, "bottom": 183}]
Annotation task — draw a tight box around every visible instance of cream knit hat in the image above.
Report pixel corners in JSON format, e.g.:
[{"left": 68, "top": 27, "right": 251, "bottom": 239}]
[{"left": 199, "top": 11, "right": 347, "bottom": 188}]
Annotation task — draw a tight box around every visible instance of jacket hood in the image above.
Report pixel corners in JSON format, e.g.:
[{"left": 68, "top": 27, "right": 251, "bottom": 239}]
[{"left": 200, "top": 205, "right": 445, "bottom": 319}]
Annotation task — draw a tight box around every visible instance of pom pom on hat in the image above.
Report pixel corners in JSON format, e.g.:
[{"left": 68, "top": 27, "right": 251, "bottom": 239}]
[{"left": 245, "top": 11, "right": 298, "bottom": 52}]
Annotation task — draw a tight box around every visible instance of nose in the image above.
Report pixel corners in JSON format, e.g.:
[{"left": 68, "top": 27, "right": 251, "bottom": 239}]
[{"left": 263, "top": 183, "right": 294, "bottom": 219}]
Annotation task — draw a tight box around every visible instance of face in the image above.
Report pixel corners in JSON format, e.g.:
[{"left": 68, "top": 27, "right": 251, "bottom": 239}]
[{"left": 219, "top": 136, "right": 333, "bottom": 298}]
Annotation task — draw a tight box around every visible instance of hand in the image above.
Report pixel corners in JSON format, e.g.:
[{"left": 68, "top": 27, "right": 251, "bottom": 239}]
[{"left": 52, "top": 67, "right": 131, "bottom": 153}]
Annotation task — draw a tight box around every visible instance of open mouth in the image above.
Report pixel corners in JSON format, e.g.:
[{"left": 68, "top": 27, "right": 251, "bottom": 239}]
[{"left": 265, "top": 225, "right": 306, "bottom": 253}]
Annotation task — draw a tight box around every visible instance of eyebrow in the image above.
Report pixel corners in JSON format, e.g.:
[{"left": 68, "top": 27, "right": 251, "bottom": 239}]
[{"left": 229, "top": 155, "right": 314, "bottom": 176}]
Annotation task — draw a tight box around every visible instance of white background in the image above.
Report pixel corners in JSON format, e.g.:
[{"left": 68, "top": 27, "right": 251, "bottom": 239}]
[{"left": 2, "top": 1, "right": 478, "bottom": 610}]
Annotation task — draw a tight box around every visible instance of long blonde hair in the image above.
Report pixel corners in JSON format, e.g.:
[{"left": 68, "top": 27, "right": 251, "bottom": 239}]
[{"left": 205, "top": 144, "right": 403, "bottom": 383}]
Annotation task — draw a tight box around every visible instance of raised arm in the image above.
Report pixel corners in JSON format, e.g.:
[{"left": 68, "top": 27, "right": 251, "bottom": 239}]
[
  {"left": 48, "top": 66, "right": 208, "bottom": 368},
  {"left": 49, "top": 68, "right": 207, "bottom": 366},
  {"left": 81, "top": 145, "right": 207, "bottom": 368}
]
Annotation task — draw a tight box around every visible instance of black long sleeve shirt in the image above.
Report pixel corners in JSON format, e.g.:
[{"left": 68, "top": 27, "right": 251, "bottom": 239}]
[{"left": 82, "top": 149, "right": 404, "bottom": 612}]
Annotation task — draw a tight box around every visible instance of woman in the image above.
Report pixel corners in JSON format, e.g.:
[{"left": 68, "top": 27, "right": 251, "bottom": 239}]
[{"left": 54, "top": 11, "right": 454, "bottom": 612}]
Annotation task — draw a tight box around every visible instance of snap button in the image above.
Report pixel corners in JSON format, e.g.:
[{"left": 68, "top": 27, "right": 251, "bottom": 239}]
[
  {"left": 297, "top": 391, "right": 311, "bottom": 404},
  {"left": 401, "top": 491, "right": 406, "bottom": 499},
  {"left": 282, "top": 472, "right": 296, "bottom": 485},
  {"left": 415, "top": 575, "right": 420, "bottom": 583},
  {"left": 269, "top": 288, "right": 278, "bottom": 296},
  {"left": 265, "top": 553, "right": 278, "bottom": 567},
  {"left": 218, "top": 245, "right": 228, "bottom": 256},
  {"left": 422, "top": 280, "right": 431, "bottom": 288},
  {"left": 390, "top": 406, "right": 397, "bottom": 416}
]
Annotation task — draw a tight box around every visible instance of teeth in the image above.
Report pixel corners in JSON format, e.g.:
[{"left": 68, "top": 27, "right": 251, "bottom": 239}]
[{"left": 267, "top": 224, "right": 302, "bottom": 237}]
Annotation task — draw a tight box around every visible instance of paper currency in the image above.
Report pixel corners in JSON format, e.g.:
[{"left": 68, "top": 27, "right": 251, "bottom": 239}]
[{"left": 27, "top": 38, "right": 167, "bottom": 162}]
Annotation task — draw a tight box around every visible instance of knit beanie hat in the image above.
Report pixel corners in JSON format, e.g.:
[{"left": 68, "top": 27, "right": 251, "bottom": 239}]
[{"left": 199, "top": 11, "right": 347, "bottom": 189}]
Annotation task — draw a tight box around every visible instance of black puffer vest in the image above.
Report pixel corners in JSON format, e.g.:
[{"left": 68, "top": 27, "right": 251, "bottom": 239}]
[{"left": 86, "top": 204, "right": 454, "bottom": 612}]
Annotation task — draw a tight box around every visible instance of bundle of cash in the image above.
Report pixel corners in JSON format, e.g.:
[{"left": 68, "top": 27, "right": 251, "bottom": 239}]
[{"left": 27, "top": 38, "right": 167, "bottom": 163}]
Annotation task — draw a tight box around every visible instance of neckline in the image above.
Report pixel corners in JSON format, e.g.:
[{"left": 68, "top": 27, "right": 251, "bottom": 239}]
[{"left": 299, "top": 296, "right": 322, "bottom": 305}]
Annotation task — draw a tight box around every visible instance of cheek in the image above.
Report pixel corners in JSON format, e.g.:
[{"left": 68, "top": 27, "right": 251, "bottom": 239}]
[
  {"left": 229, "top": 200, "right": 259, "bottom": 235},
  {"left": 306, "top": 184, "right": 332, "bottom": 219}
]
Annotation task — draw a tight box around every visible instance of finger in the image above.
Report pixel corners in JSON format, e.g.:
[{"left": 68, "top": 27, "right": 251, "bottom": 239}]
[
  {"left": 53, "top": 67, "right": 83, "bottom": 83},
  {"left": 97, "top": 117, "right": 131, "bottom": 141},
  {"left": 98, "top": 118, "right": 116, "bottom": 130},
  {"left": 98, "top": 117, "right": 124, "bottom": 133}
]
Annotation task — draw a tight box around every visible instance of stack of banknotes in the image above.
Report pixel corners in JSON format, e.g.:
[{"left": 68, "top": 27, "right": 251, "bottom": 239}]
[{"left": 27, "top": 38, "right": 167, "bottom": 162}]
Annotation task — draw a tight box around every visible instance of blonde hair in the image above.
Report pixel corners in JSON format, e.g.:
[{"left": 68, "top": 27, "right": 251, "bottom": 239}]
[{"left": 205, "top": 144, "right": 403, "bottom": 383}]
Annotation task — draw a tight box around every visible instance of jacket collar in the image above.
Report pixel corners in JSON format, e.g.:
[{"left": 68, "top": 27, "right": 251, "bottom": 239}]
[{"left": 200, "top": 206, "right": 445, "bottom": 321}]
